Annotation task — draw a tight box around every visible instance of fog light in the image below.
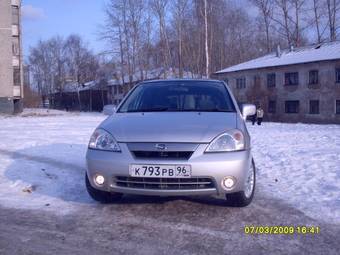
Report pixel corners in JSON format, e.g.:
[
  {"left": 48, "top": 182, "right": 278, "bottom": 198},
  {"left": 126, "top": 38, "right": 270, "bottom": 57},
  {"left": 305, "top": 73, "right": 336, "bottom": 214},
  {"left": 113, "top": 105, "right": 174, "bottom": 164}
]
[
  {"left": 222, "top": 177, "right": 236, "bottom": 190},
  {"left": 94, "top": 175, "right": 105, "bottom": 185}
]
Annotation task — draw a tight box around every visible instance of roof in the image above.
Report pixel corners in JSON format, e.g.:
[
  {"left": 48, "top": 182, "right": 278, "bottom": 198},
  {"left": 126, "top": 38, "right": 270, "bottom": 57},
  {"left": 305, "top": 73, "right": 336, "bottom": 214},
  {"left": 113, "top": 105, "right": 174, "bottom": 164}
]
[
  {"left": 62, "top": 81, "right": 104, "bottom": 93},
  {"left": 216, "top": 41, "right": 340, "bottom": 74}
]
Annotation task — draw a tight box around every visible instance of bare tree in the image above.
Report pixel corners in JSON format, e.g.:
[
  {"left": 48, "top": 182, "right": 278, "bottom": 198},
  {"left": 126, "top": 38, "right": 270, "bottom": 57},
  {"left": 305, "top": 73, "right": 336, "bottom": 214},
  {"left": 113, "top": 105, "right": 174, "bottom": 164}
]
[
  {"left": 326, "top": 0, "right": 339, "bottom": 41},
  {"left": 172, "top": 0, "right": 189, "bottom": 77},
  {"left": 29, "top": 37, "right": 67, "bottom": 107},
  {"left": 291, "top": 0, "right": 307, "bottom": 47},
  {"left": 203, "top": 0, "right": 209, "bottom": 77},
  {"left": 252, "top": 0, "right": 274, "bottom": 52},
  {"left": 151, "top": 0, "right": 171, "bottom": 77},
  {"left": 313, "top": 0, "right": 323, "bottom": 43},
  {"left": 64, "top": 35, "right": 98, "bottom": 110},
  {"left": 103, "top": 0, "right": 147, "bottom": 91}
]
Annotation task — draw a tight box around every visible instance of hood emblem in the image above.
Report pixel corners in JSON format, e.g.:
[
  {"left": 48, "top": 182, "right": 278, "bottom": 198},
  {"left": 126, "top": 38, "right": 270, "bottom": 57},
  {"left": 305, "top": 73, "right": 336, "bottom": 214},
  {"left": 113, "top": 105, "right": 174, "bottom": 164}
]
[{"left": 155, "top": 143, "right": 167, "bottom": 151}]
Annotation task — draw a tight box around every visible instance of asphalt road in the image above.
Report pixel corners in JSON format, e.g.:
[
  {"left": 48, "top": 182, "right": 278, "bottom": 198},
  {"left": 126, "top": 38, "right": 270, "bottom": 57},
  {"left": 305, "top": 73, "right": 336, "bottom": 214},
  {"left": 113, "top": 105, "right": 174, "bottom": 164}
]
[{"left": 0, "top": 188, "right": 339, "bottom": 255}]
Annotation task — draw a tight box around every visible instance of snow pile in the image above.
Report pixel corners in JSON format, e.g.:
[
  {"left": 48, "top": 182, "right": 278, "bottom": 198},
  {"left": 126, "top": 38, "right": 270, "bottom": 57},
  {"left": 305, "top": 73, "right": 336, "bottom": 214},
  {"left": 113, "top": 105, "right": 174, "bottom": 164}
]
[{"left": 0, "top": 113, "right": 339, "bottom": 223}]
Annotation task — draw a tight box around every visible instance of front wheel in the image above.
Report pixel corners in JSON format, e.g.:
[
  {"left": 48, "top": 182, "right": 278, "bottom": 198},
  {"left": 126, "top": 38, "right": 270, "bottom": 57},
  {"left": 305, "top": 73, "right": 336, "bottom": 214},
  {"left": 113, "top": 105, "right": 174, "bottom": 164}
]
[
  {"left": 85, "top": 173, "right": 122, "bottom": 203},
  {"left": 225, "top": 160, "right": 256, "bottom": 207}
]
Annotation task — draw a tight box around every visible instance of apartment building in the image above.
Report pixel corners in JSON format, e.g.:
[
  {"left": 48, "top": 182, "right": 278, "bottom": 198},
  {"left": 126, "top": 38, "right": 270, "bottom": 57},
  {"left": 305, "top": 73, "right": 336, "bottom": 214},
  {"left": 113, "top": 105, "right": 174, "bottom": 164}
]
[
  {"left": 0, "top": 0, "right": 23, "bottom": 114},
  {"left": 214, "top": 42, "right": 340, "bottom": 124}
]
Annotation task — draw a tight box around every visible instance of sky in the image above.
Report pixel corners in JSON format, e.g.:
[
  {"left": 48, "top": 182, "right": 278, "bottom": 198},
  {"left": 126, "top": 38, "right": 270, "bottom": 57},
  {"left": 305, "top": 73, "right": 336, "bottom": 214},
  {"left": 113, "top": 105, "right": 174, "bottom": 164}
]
[
  {"left": 21, "top": 0, "right": 256, "bottom": 60},
  {"left": 22, "top": 0, "right": 108, "bottom": 58}
]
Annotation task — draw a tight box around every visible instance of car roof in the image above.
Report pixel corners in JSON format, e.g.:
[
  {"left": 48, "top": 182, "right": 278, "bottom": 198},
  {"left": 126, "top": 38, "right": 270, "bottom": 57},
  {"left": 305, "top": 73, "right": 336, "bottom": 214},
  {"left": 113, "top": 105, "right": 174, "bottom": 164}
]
[{"left": 139, "top": 78, "right": 223, "bottom": 84}]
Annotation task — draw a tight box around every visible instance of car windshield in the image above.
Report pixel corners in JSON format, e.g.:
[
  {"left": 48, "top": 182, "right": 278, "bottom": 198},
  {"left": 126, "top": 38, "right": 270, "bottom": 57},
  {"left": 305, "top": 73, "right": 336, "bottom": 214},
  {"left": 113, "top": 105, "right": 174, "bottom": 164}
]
[{"left": 118, "top": 81, "right": 236, "bottom": 113}]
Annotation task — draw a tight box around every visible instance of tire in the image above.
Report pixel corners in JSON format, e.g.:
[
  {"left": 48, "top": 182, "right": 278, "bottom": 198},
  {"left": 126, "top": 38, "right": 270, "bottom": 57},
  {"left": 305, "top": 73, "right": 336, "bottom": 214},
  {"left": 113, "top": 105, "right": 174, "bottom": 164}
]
[
  {"left": 85, "top": 173, "right": 122, "bottom": 203},
  {"left": 225, "top": 160, "right": 256, "bottom": 207}
]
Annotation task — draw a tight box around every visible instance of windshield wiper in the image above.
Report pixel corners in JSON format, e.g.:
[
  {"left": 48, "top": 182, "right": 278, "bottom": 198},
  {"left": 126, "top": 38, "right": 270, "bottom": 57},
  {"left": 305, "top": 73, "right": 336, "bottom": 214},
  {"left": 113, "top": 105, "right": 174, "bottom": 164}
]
[{"left": 126, "top": 107, "right": 169, "bottom": 112}]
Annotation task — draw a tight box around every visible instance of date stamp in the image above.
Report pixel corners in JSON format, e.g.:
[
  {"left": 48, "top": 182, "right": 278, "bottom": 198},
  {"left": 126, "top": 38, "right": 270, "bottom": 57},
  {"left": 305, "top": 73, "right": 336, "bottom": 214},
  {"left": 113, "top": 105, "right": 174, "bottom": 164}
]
[{"left": 244, "top": 225, "right": 320, "bottom": 235}]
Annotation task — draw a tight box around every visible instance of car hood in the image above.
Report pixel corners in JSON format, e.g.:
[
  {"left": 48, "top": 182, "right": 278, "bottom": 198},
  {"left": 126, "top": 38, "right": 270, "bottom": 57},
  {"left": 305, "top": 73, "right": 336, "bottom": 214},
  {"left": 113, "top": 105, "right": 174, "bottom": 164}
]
[{"left": 100, "top": 112, "right": 237, "bottom": 143}]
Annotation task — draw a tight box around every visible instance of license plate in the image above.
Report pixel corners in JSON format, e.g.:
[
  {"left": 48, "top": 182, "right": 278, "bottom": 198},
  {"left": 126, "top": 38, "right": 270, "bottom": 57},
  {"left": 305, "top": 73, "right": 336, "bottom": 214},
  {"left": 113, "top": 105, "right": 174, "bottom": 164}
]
[{"left": 129, "top": 164, "right": 191, "bottom": 178}]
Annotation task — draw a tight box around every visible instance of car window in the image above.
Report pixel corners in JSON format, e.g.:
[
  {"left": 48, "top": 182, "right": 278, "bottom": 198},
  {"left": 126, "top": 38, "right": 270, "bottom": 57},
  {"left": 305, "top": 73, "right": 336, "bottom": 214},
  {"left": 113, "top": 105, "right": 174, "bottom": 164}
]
[{"left": 118, "top": 81, "right": 236, "bottom": 113}]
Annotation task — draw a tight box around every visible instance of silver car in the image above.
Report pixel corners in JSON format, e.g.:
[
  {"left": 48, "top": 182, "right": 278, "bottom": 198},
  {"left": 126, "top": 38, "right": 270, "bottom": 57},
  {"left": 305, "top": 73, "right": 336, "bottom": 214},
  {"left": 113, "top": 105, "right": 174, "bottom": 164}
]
[{"left": 86, "top": 79, "right": 256, "bottom": 206}]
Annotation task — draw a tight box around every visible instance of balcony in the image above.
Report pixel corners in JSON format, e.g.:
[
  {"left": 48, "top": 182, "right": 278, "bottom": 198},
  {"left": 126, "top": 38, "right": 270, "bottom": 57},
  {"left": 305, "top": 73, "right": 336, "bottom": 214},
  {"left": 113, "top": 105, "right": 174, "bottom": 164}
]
[
  {"left": 12, "top": 56, "right": 20, "bottom": 67},
  {"left": 13, "top": 86, "right": 21, "bottom": 97},
  {"left": 11, "top": 0, "right": 20, "bottom": 7},
  {"left": 12, "top": 25, "right": 19, "bottom": 36}
]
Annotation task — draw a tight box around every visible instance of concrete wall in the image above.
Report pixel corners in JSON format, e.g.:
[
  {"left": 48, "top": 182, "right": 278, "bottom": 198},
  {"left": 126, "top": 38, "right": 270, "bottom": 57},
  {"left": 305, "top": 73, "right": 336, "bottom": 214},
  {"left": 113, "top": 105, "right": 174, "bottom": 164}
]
[
  {"left": 215, "top": 60, "right": 340, "bottom": 123},
  {"left": 0, "top": 0, "right": 13, "bottom": 98},
  {"left": 0, "top": 0, "right": 23, "bottom": 114}
]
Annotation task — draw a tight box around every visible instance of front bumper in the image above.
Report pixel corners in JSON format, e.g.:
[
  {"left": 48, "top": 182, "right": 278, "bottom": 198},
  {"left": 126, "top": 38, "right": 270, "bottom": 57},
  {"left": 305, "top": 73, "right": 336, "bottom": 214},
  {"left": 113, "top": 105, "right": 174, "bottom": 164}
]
[{"left": 86, "top": 143, "right": 252, "bottom": 197}]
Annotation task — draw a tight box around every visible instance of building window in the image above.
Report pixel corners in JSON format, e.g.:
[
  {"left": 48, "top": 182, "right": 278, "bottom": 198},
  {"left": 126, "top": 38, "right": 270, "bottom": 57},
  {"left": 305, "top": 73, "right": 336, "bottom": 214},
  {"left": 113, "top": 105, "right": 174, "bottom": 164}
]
[
  {"left": 336, "top": 100, "right": 340, "bottom": 114},
  {"left": 285, "top": 72, "right": 299, "bottom": 86},
  {"left": 285, "top": 100, "right": 299, "bottom": 113},
  {"left": 309, "top": 100, "right": 319, "bottom": 114},
  {"left": 118, "top": 85, "right": 123, "bottom": 94},
  {"left": 254, "top": 75, "right": 260, "bottom": 86},
  {"left": 268, "top": 100, "right": 276, "bottom": 113},
  {"left": 267, "top": 73, "right": 276, "bottom": 87},
  {"left": 12, "top": 37, "right": 20, "bottom": 56},
  {"left": 236, "top": 77, "right": 246, "bottom": 89},
  {"left": 309, "top": 70, "right": 318, "bottom": 84},
  {"left": 336, "top": 69, "right": 340, "bottom": 83},
  {"left": 13, "top": 67, "right": 21, "bottom": 86},
  {"left": 12, "top": 6, "right": 19, "bottom": 25}
]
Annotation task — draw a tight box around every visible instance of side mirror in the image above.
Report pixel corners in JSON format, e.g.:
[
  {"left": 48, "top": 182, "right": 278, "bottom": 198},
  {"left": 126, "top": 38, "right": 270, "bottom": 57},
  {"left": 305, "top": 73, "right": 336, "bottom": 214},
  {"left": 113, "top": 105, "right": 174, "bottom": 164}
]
[
  {"left": 103, "top": 105, "right": 117, "bottom": 115},
  {"left": 241, "top": 104, "right": 256, "bottom": 120}
]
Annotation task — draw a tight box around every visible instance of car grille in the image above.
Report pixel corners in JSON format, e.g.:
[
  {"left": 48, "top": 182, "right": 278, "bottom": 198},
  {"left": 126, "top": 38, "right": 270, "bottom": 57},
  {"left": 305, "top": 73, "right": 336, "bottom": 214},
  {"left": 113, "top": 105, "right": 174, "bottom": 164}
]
[
  {"left": 114, "top": 176, "right": 215, "bottom": 190},
  {"left": 132, "top": 151, "right": 193, "bottom": 160}
]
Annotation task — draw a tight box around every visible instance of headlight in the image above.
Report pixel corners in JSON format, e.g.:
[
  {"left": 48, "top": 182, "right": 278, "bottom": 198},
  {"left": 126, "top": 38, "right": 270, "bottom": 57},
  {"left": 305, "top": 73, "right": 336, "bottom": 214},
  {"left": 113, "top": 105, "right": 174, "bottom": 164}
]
[
  {"left": 88, "top": 128, "right": 121, "bottom": 152},
  {"left": 205, "top": 129, "right": 245, "bottom": 152}
]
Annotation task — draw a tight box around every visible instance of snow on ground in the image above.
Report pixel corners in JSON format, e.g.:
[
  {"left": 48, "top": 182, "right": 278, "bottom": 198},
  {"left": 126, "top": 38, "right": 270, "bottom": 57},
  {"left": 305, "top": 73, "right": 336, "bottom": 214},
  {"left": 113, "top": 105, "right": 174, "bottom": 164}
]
[
  {"left": 248, "top": 122, "right": 340, "bottom": 223},
  {"left": 0, "top": 110, "right": 105, "bottom": 214},
  {"left": 0, "top": 110, "right": 339, "bottom": 223}
]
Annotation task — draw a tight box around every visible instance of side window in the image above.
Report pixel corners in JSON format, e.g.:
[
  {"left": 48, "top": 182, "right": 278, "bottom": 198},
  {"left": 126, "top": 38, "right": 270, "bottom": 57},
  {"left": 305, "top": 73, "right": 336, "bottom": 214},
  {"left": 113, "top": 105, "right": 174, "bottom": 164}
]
[
  {"left": 12, "top": 6, "right": 19, "bottom": 25},
  {"left": 336, "top": 69, "right": 340, "bottom": 83},
  {"left": 12, "top": 37, "right": 20, "bottom": 56},
  {"left": 13, "top": 67, "right": 21, "bottom": 86},
  {"left": 309, "top": 100, "right": 319, "bottom": 114},
  {"left": 309, "top": 70, "right": 318, "bottom": 84},
  {"left": 285, "top": 72, "right": 299, "bottom": 86},
  {"left": 236, "top": 77, "right": 246, "bottom": 89},
  {"left": 267, "top": 73, "right": 276, "bottom": 88},
  {"left": 285, "top": 100, "right": 299, "bottom": 113},
  {"left": 336, "top": 100, "right": 340, "bottom": 114},
  {"left": 268, "top": 100, "right": 276, "bottom": 113}
]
